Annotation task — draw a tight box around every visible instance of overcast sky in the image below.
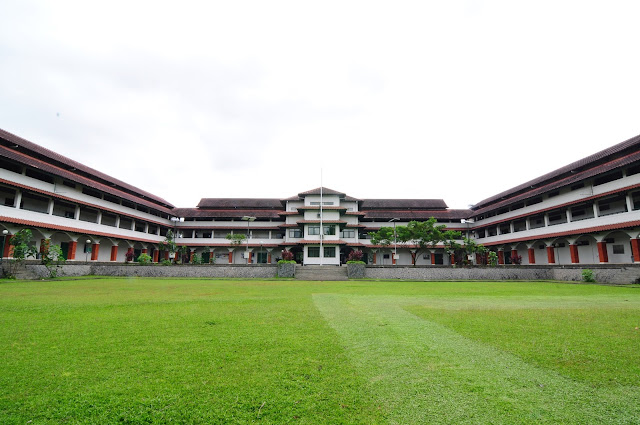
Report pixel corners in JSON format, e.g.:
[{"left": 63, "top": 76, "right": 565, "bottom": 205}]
[{"left": 2, "top": 1, "right": 640, "bottom": 210}]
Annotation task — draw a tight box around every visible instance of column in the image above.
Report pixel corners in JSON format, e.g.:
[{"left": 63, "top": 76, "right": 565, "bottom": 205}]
[
  {"left": 228, "top": 249, "right": 234, "bottom": 264},
  {"left": 110, "top": 246, "right": 118, "bottom": 261},
  {"left": 3, "top": 235, "right": 12, "bottom": 258},
  {"left": 497, "top": 250, "right": 505, "bottom": 265},
  {"left": 267, "top": 252, "right": 272, "bottom": 263},
  {"left": 164, "top": 251, "right": 169, "bottom": 260},
  {"left": 525, "top": 217, "right": 531, "bottom": 231},
  {"left": 631, "top": 238, "right": 640, "bottom": 263},
  {"left": 450, "top": 253, "right": 455, "bottom": 265},
  {"left": 141, "top": 248, "right": 148, "bottom": 254},
  {"left": 47, "top": 199, "right": 54, "bottom": 215},
  {"left": 247, "top": 251, "right": 253, "bottom": 264},
  {"left": 546, "top": 246, "right": 555, "bottom": 264},
  {"left": 569, "top": 244, "right": 580, "bottom": 263},
  {"left": 528, "top": 248, "right": 535, "bottom": 264},
  {"left": 593, "top": 203, "right": 599, "bottom": 218},
  {"left": 91, "top": 244, "right": 100, "bottom": 261},
  {"left": 566, "top": 209, "right": 572, "bottom": 223},
  {"left": 68, "top": 241, "right": 77, "bottom": 260},
  {"left": 431, "top": 251, "right": 436, "bottom": 265},
  {"left": 626, "top": 194, "right": 633, "bottom": 212},
  {"left": 597, "top": 241, "right": 609, "bottom": 263},
  {"left": 190, "top": 250, "right": 195, "bottom": 263},
  {"left": 511, "top": 249, "right": 518, "bottom": 263},
  {"left": 372, "top": 250, "right": 377, "bottom": 265},
  {"left": 74, "top": 205, "right": 81, "bottom": 220},
  {"left": 14, "top": 190, "right": 22, "bottom": 209},
  {"left": 391, "top": 250, "right": 396, "bottom": 265},
  {"left": 152, "top": 249, "right": 159, "bottom": 263},
  {"left": 209, "top": 250, "right": 215, "bottom": 264}
]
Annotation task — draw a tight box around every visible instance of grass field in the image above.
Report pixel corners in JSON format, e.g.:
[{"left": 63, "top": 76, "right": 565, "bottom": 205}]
[{"left": 1, "top": 278, "right": 639, "bottom": 424}]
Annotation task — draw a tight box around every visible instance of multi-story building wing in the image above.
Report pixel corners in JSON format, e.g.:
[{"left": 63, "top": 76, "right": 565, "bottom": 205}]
[
  {"left": 3, "top": 126, "right": 640, "bottom": 266},
  {"left": 468, "top": 133, "right": 640, "bottom": 265}
]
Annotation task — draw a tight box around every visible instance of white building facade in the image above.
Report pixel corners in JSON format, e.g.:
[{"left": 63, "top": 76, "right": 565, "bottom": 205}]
[{"left": 2, "top": 127, "right": 640, "bottom": 266}]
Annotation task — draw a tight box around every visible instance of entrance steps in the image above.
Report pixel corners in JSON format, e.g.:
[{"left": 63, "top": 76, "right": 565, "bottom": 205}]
[{"left": 295, "top": 265, "right": 348, "bottom": 281}]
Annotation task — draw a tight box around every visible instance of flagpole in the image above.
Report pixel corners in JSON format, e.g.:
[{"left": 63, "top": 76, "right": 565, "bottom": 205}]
[{"left": 320, "top": 169, "right": 323, "bottom": 266}]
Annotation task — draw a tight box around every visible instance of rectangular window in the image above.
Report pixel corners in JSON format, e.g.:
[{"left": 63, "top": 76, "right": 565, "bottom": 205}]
[
  {"left": 324, "top": 247, "right": 335, "bottom": 257},
  {"left": 571, "top": 182, "right": 585, "bottom": 191},
  {"left": 340, "top": 229, "right": 355, "bottom": 238},
  {"left": 308, "top": 226, "right": 320, "bottom": 235},
  {"left": 26, "top": 168, "right": 54, "bottom": 184},
  {"left": 308, "top": 247, "right": 320, "bottom": 257},
  {"left": 289, "top": 229, "right": 302, "bottom": 238},
  {"left": 323, "top": 225, "right": 335, "bottom": 235},
  {"left": 547, "top": 190, "right": 560, "bottom": 198},
  {"left": 594, "top": 171, "right": 623, "bottom": 186},
  {"left": 612, "top": 244, "right": 625, "bottom": 254}
]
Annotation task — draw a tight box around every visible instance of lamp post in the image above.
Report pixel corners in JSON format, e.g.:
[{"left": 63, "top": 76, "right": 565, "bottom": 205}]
[
  {"left": 85, "top": 239, "right": 92, "bottom": 262},
  {"left": 242, "top": 216, "right": 256, "bottom": 264},
  {"left": 1, "top": 229, "right": 8, "bottom": 269},
  {"left": 389, "top": 218, "right": 399, "bottom": 265}
]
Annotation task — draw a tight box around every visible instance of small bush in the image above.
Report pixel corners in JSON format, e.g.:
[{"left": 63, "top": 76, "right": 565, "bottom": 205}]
[
  {"left": 137, "top": 253, "right": 152, "bottom": 264},
  {"left": 582, "top": 269, "right": 595, "bottom": 283},
  {"left": 347, "top": 250, "right": 364, "bottom": 262},
  {"left": 161, "top": 259, "right": 172, "bottom": 266},
  {"left": 191, "top": 254, "right": 202, "bottom": 265},
  {"left": 281, "top": 250, "right": 294, "bottom": 261},
  {"left": 347, "top": 260, "right": 365, "bottom": 264},
  {"left": 125, "top": 251, "right": 135, "bottom": 262},
  {"left": 278, "top": 260, "right": 296, "bottom": 264},
  {"left": 487, "top": 251, "right": 498, "bottom": 267},
  {"left": 511, "top": 254, "right": 522, "bottom": 265}
]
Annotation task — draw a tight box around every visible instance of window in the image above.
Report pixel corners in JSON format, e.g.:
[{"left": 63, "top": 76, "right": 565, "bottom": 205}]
[
  {"left": 594, "top": 171, "right": 623, "bottom": 186},
  {"left": 324, "top": 247, "right": 335, "bottom": 257},
  {"left": 289, "top": 229, "right": 302, "bottom": 238},
  {"left": 547, "top": 190, "right": 560, "bottom": 198},
  {"left": 308, "top": 247, "right": 320, "bottom": 257},
  {"left": 527, "top": 197, "right": 542, "bottom": 206},
  {"left": 26, "top": 168, "right": 54, "bottom": 184},
  {"left": 271, "top": 232, "right": 284, "bottom": 239},
  {"left": 310, "top": 201, "right": 334, "bottom": 206},
  {"left": 62, "top": 180, "right": 76, "bottom": 189},
  {"left": 308, "top": 226, "right": 320, "bottom": 235},
  {"left": 0, "top": 158, "right": 22, "bottom": 174},
  {"left": 340, "top": 229, "right": 355, "bottom": 238},
  {"left": 82, "top": 187, "right": 102, "bottom": 198},
  {"left": 571, "top": 182, "right": 585, "bottom": 191},
  {"left": 323, "top": 225, "right": 335, "bottom": 235},
  {"left": 612, "top": 245, "right": 625, "bottom": 254}
]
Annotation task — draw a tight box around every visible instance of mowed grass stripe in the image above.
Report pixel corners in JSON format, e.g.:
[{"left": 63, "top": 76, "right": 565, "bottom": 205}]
[{"left": 313, "top": 293, "right": 640, "bottom": 425}]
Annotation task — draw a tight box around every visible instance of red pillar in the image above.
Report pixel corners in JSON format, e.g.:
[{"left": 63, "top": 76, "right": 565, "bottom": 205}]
[
  {"left": 141, "top": 248, "right": 148, "bottom": 254},
  {"left": 91, "top": 244, "right": 99, "bottom": 261},
  {"left": 528, "top": 248, "right": 535, "bottom": 264},
  {"left": 152, "top": 250, "right": 159, "bottom": 263},
  {"left": 3, "top": 235, "right": 12, "bottom": 258},
  {"left": 631, "top": 239, "right": 640, "bottom": 263},
  {"left": 597, "top": 242, "right": 609, "bottom": 263},
  {"left": 450, "top": 253, "right": 455, "bottom": 265},
  {"left": 164, "top": 251, "right": 169, "bottom": 260},
  {"left": 190, "top": 251, "right": 194, "bottom": 263},
  {"left": 68, "top": 241, "right": 77, "bottom": 260},
  {"left": 392, "top": 252, "right": 396, "bottom": 265},
  {"left": 569, "top": 244, "right": 580, "bottom": 264},
  {"left": 431, "top": 252, "right": 436, "bottom": 265},
  {"left": 475, "top": 253, "right": 481, "bottom": 264},
  {"left": 248, "top": 252, "right": 252, "bottom": 264},
  {"left": 546, "top": 246, "right": 555, "bottom": 264},
  {"left": 228, "top": 252, "right": 233, "bottom": 263},
  {"left": 373, "top": 252, "right": 377, "bottom": 265},
  {"left": 497, "top": 251, "right": 505, "bottom": 265},
  {"left": 110, "top": 246, "right": 118, "bottom": 261},
  {"left": 267, "top": 253, "right": 272, "bottom": 263},
  {"left": 511, "top": 249, "right": 518, "bottom": 263}
]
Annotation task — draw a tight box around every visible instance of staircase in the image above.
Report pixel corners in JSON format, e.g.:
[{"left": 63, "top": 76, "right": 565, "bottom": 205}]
[{"left": 295, "top": 265, "right": 348, "bottom": 281}]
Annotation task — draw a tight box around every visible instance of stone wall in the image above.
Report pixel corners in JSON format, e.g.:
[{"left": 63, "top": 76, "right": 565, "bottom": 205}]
[
  {"left": 365, "top": 265, "right": 640, "bottom": 285},
  {"left": 11, "top": 262, "right": 278, "bottom": 279}
]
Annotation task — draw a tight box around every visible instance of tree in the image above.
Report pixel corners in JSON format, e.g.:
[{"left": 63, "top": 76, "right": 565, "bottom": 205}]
[
  {"left": 41, "top": 244, "right": 66, "bottom": 278},
  {"left": 370, "top": 218, "right": 448, "bottom": 266},
  {"left": 442, "top": 230, "right": 463, "bottom": 265},
  {"left": 158, "top": 230, "right": 178, "bottom": 255},
  {"left": 226, "top": 234, "right": 246, "bottom": 245},
  {"left": 5, "top": 229, "right": 37, "bottom": 278}
]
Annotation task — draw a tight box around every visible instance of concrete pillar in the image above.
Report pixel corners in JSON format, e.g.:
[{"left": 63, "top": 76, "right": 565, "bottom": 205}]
[
  {"left": 569, "top": 244, "right": 580, "bottom": 264},
  {"left": 626, "top": 194, "right": 633, "bottom": 212},
  {"left": 153, "top": 249, "right": 159, "bottom": 263},
  {"left": 267, "top": 252, "right": 272, "bottom": 263},
  {"left": 631, "top": 238, "right": 640, "bottom": 263},
  {"left": 566, "top": 209, "right": 572, "bottom": 223},
  {"left": 3, "top": 235, "right": 12, "bottom": 258},
  {"left": 372, "top": 251, "right": 377, "bottom": 265},
  {"left": 431, "top": 251, "right": 436, "bottom": 265},
  {"left": 497, "top": 250, "right": 505, "bottom": 265},
  {"left": 392, "top": 251, "right": 396, "bottom": 265},
  {"left": 141, "top": 248, "right": 148, "bottom": 254},
  {"left": 190, "top": 250, "right": 195, "bottom": 263},
  {"left": 510, "top": 249, "right": 518, "bottom": 264},
  {"left": 528, "top": 248, "right": 535, "bottom": 264},
  {"left": 91, "top": 244, "right": 100, "bottom": 261},
  {"left": 74, "top": 205, "right": 81, "bottom": 220},
  {"left": 14, "top": 190, "right": 22, "bottom": 209},
  {"left": 110, "top": 246, "right": 118, "bottom": 261},
  {"left": 546, "top": 246, "right": 555, "bottom": 264},
  {"left": 164, "top": 251, "right": 169, "bottom": 261},
  {"left": 228, "top": 251, "right": 233, "bottom": 264},
  {"left": 47, "top": 199, "right": 54, "bottom": 215},
  {"left": 593, "top": 203, "right": 599, "bottom": 218},
  {"left": 525, "top": 217, "right": 530, "bottom": 231},
  {"left": 68, "top": 241, "right": 77, "bottom": 260},
  {"left": 450, "top": 253, "right": 455, "bottom": 265},
  {"left": 597, "top": 241, "right": 609, "bottom": 263}
]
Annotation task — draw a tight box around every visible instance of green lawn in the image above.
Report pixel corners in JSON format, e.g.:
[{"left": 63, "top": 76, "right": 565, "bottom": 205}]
[{"left": 0, "top": 278, "right": 638, "bottom": 424}]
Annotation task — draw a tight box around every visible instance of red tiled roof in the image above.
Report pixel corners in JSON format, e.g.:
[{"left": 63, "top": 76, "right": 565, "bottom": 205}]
[
  {"left": 0, "top": 128, "right": 174, "bottom": 208},
  {"left": 362, "top": 209, "right": 471, "bottom": 220},
  {"left": 278, "top": 224, "right": 300, "bottom": 228},
  {"left": 361, "top": 199, "right": 448, "bottom": 209},
  {"left": 297, "top": 239, "right": 349, "bottom": 245},
  {"left": 0, "top": 144, "right": 174, "bottom": 213},
  {"left": 473, "top": 133, "right": 640, "bottom": 210},
  {"left": 171, "top": 208, "right": 283, "bottom": 219},
  {"left": 295, "top": 206, "right": 347, "bottom": 211},
  {"left": 278, "top": 211, "right": 300, "bottom": 216},
  {"left": 0, "top": 216, "right": 159, "bottom": 243},
  {"left": 345, "top": 211, "right": 366, "bottom": 216},
  {"left": 481, "top": 220, "right": 640, "bottom": 246},
  {"left": 297, "top": 187, "right": 346, "bottom": 197},
  {"left": 296, "top": 220, "right": 347, "bottom": 224},
  {"left": 196, "top": 198, "right": 284, "bottom": 209}
]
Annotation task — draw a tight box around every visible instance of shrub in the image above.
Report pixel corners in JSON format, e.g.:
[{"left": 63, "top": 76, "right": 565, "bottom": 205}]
[
  {"left": 347, "top": 250, "right": 363, "bottom": 262},
  {"left": 511, "top": 254, "right": 522, "bottom": 265},
  {"left": 161, "top": 259, "right": 172, "bottom": 266},
  {"left": 191, "top": 254, "right": 202, "bottom": 265},
  {"left": 41, "top": 244, "right": 65, "bottom": 278},
  {"left": 137, "top": 253, "right": 152, "bottom": 264},
  {"left": 281, "top": 250, "right": 294, "bottom": 261},
  {"left": 582, "top": 269, "right": 595, "bottom": 283},
  {"left": 487, "top": 251, "right": 498, "bottom": 267},
  {"left": 347, "top": 260, "right": 365, "bottom": 265},
  {"left": 125, "top": 251, "right": 135, "bottom": 262},
  {"left": 278, "top": 260, "right": 296, "bottom": 264}
]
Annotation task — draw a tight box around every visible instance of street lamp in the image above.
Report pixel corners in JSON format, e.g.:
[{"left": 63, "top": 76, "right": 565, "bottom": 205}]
[
  {"left": 85, "top": 239, "right": 92, "bottom": 262},
  {"left": 1, "top": 229, "right": 8, "bottom": 269},
  {"left": 389, "top": 218, "right": 399, "bottom": 265},
  {"left": 241, "top": 216, "right": 256, "bottom": 264}
]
